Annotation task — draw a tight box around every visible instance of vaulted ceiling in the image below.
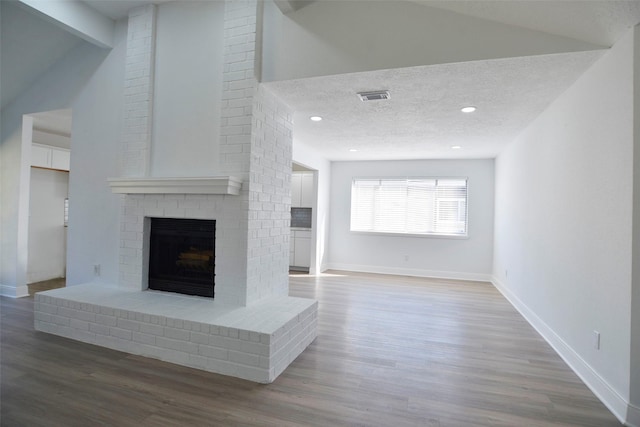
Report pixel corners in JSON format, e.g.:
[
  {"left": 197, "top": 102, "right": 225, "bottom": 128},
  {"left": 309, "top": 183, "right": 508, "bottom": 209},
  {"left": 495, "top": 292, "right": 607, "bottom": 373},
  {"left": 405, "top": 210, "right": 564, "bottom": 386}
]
[
  {"left": 418, "top": 0, "right": 640, "bottom": 47},
  {"left": 0, "top": 2, "right": 82, "bottom": 109},
  {"left": 264, "top": 0, "right": 640, "bottom": 160},
  {"left": 3, "top": 0, "right": 640, "bottom": 161}
]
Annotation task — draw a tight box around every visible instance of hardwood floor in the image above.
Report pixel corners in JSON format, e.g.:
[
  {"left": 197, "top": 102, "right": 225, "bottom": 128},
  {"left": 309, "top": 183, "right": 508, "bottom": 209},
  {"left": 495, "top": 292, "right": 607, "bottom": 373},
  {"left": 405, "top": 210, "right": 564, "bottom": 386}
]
[
  {"left": 27, "top": 278, "right": 65, "bottom": 296},
  {"left": 1, "top": 272, "right": 621, "bottom": 426}
]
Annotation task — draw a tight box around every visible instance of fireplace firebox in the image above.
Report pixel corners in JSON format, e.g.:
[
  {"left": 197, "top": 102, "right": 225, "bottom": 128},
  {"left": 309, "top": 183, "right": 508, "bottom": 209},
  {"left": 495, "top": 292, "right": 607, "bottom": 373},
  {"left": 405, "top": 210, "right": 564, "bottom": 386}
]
[{"left": 148, "top": 218, "right": 215, "bottom": 298}]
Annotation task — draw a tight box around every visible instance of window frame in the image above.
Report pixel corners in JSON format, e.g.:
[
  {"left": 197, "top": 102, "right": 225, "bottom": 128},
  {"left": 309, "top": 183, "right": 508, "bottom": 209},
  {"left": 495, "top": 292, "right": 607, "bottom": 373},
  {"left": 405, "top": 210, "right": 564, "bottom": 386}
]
[{"left": 349, "top": 176, "right": 469, "bottom": 239}]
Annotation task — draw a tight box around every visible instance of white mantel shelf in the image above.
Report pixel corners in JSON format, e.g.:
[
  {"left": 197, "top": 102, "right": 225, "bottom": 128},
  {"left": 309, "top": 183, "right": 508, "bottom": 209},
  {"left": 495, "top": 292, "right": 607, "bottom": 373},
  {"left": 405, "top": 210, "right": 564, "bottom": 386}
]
[{"left": 108, "top": 176, "right": 242, "bottom": 195}]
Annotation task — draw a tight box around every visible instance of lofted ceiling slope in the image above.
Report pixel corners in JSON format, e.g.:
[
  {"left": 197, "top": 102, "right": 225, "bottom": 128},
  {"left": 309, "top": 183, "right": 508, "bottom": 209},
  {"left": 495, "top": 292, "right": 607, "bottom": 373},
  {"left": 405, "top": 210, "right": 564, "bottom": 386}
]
[
  {"left": 4, "top": 1, "right": 640, "bottom": 162},
  {"left": 417, "top": 0, "right": 640, "bottom": 47},
  {"left": 0, "top": 1, "right": 82, "bottom": 110},
  {"left": 264, "top": 0, "right": 640, "bottom": 161}
]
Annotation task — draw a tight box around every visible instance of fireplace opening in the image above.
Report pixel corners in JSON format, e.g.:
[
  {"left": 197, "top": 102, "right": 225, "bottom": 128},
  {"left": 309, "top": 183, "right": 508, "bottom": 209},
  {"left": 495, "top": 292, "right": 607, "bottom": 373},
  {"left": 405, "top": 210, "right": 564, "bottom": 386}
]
[{"left": 148, "top": 218, "right": 215, "bottom": 298}]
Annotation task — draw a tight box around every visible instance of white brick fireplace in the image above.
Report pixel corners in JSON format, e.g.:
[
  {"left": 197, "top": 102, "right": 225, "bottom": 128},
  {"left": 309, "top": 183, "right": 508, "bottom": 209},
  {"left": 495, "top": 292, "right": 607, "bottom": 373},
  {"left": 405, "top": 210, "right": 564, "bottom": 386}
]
[
  {"left": 108, "top": 178, "right": 247, "bottom": 305},
  {"left": 35, "top": 174, "right": 317, "bottom": 383},
  {"left": 33, "top": 0, "right": 318, "bottom": 383}
]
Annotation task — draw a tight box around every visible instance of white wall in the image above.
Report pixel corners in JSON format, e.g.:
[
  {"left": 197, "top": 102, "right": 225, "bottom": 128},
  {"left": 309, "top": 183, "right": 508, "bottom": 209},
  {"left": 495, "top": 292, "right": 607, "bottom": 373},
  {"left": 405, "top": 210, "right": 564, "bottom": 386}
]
[
  {"left": 66, "top": 20, "right": 128, "bottom": 286},
  {"left": 32, "top": 130, "right": 71, "bottom": 149},
  {"left": 292, "top": 140, "right": 331, "bottom": 273},
  {"left": 631, "top": 25, "right": 640, "bottom": 426},
  {"left": 328, "top": 159, "right": 494, "bottom": 280},
  {"left": 0, "top": 116, "right": 33, "bottom": 297},
  {"left": 27, "top": 168, "right": 68, "bottom": 283},
  {"left": 261, "top": 0, "right": 601, "bottom": 82},
  {"left": 492, "top": 28, "right": 635, "bottom": 422},
  {"left": 0, "top": 39, "right": 108, "bottom": 296},
  {"left": 151, "top": 1, "right": 225, "bottom": 177}
]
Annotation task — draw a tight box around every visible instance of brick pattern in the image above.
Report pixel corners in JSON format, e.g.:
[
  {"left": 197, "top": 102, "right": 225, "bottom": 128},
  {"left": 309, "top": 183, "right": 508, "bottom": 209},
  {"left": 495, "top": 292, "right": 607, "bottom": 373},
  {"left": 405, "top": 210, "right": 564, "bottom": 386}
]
[
  {"left": 218, "top": 0, "right": 295, "bottom": 305},
  {"left": 34, "top": 291, "right": 317, "bottom": 383},
  {"left": 215, "top": 0, "right": 261, "bottom": 305},
  {"left": 116, "top": 0, "right": 293, "bottom": 306},
  {"left": 115, "top": 0, "right": 260, "bottom": 305},
  {"left": 271, "top": 299, "right": 318, "bottom": 378},
  {"left": 121, "top": 5, "right": 156, "bottom": 177},
  {"left": 245, "top": 86, "right": 294, "bottom": 304},
  {"left": 119, "top": 194, "right": 247, "bottom": 305},
  {"left": 219, "top": 0, "right": 258, "bottom": 179}
]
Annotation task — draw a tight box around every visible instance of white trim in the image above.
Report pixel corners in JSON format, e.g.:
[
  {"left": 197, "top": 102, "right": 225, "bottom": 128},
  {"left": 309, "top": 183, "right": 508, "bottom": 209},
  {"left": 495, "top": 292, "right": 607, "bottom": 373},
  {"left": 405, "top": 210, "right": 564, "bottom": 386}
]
[
  {"left": 0, "top": 284, "right": 29, "bottom": 298},
  {"left": 491, "top": 276, "right": 631, "bottom": 426},
  {"left": 108, "top": 176, "right": 243, "bottom": 195},
  {"left": 325, "top": 263, "right": 492, "bottom": 282},
  {"left": 349, "top": 231, "right": 469, "bottom": 240}
]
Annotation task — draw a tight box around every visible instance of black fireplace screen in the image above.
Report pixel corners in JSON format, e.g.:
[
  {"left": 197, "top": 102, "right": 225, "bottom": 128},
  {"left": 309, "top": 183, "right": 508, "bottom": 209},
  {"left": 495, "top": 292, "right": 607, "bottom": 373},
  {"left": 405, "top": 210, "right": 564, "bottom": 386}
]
[{"left": 148, "top": 218, "right": 215, "bottom": 298}]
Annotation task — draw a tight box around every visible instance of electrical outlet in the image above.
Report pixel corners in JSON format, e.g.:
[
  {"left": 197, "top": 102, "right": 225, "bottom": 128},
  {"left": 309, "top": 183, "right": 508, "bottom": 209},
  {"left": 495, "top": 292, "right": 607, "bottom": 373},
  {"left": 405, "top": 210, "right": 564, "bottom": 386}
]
[
  {"left": 593, "top": 330, "right": 600, "bottom": 350},
  {"left": 93, "top": 264, "right": 101, "bottom": 276},
  {"left": 404, "top": 255, "right": 409, "bottom": 262},
  {"left": 505, "top": 269, "right": 508, "bottom": 278}
]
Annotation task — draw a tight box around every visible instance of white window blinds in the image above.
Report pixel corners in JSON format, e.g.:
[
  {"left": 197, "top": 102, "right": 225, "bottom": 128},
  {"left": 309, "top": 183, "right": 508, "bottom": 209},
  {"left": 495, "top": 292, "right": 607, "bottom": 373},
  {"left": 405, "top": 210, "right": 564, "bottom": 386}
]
[{"left": 350, "top": 178, "right": 468, "bottom": 236}]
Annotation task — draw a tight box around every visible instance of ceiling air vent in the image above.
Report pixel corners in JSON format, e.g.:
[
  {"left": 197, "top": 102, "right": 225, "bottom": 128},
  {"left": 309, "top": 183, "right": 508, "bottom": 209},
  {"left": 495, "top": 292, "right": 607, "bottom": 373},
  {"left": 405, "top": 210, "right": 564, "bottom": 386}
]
[{"left": 357, "top": 90, "right": 390, "bottom": 101}]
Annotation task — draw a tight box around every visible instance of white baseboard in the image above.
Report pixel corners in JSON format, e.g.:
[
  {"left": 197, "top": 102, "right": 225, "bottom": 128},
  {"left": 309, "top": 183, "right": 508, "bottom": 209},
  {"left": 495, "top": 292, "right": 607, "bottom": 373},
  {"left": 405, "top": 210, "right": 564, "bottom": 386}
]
[
  {"left": 0, "top": 284, "right": 29, "bottom": 298},
  {"left": 491, "top": 276, "right": 632, "bottom": 426},
  {"left": 325, "top": 263, "right": 492, "bottom": 282},
  {"left": 626, "top": 403, "right": 640, "bottom": 427}
]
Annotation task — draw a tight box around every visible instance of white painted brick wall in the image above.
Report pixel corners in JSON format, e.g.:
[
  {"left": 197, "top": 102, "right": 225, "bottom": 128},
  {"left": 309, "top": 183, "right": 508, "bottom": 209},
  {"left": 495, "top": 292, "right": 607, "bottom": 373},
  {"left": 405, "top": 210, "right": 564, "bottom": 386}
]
[
  {"left": 118, "top": 194, "right": 247, "bottom": 305},
  {"left": 115, "top": 0, "right": 293, "bottom": 308},
  {"left": 121, "top": 5, "right": 156, "bottom": 177},
  {"left": 34, "top": 292, "right": 315, "bottom": 383},
  {"left": 220, "top": 0, "right": 258, "bottom": 181},
  {"left": 245, "top": 86, "right": 294, "bottom": 305}
]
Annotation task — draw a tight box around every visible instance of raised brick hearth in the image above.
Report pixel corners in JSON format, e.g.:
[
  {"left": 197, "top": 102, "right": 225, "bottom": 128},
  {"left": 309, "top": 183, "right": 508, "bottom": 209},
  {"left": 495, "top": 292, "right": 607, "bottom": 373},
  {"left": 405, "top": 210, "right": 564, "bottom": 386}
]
[
  {"left": 34, "top": 183, "right": 318, "bottom": 383},
  {"left": 35, "top": 285, "right": 317, "bottom": 383}
]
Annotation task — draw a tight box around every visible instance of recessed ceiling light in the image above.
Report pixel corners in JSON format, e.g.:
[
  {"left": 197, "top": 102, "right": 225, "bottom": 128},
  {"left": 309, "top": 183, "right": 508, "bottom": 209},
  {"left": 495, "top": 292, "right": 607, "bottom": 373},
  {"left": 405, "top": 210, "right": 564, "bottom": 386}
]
[
  {"left": 349, "top": 148, "right": 358, "bottom": 152},
  {"left": 461, "top": 106, "right": 476, "bottom": 113},
  {"left": 310, "top": 116, "right": 322, "bottom": 122},
  {"left": 451, "top": 145, "right": 462, "bottom": 150}
]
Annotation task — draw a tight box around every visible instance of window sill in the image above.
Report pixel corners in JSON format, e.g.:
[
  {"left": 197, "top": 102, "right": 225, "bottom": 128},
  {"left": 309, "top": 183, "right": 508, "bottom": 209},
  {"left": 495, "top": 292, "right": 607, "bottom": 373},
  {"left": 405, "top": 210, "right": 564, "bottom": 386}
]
[{"left": 350, "top": 231, "right": 469, "bottom": 240}]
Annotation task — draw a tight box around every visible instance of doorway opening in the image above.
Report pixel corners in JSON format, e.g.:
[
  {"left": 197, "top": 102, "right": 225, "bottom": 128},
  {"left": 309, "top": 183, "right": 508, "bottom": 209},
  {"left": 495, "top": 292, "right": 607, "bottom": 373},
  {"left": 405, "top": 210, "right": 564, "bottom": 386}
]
[
  {"left": 25, "top": 109, "right": 72, "bottom": 296},
  {"left": 290, "top": 162, "right": 317, "bottom": 274}
]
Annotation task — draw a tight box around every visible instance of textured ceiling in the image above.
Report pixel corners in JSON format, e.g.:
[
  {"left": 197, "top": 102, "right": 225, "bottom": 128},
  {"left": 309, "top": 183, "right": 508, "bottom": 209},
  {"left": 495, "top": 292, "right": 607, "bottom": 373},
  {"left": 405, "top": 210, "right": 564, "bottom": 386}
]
[{"left": 265, "top": 51, "right": 604, "bottom": 161}]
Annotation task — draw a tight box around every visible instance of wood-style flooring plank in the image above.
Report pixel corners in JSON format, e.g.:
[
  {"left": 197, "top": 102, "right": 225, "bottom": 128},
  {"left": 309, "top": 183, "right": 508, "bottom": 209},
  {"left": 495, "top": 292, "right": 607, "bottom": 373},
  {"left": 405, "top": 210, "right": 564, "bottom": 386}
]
[{"left": 1, "top": 271, "right": 621, "bottom": 426}]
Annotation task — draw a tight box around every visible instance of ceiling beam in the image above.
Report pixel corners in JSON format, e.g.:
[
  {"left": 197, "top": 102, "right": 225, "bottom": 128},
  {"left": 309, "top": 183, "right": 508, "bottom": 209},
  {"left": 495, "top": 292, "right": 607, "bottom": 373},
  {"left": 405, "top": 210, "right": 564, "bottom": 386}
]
[
  {"left": 273, "top": 0, "right": 314, "bottom": 15},
  {"left": 17, "top": 0, "right": 115, "bottom": 48}
]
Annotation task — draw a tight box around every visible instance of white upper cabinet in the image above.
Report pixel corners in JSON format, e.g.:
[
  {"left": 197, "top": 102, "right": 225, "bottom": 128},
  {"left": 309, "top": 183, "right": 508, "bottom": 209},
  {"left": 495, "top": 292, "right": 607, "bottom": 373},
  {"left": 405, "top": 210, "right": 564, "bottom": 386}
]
[
  {"left": 51, "top": 147, "right": 71, "bottom": 171},
  {"left": 291, "top": 172, "right": 313, "bottom": 208},
  {"left": 31, "top": 144, "right": 51, "bottom": 169},
  {"left": 300, "top": 173, "right": 314, "bottom": 208},
  {"left": 291, "top": 173, "right": 302, "bottom": 207},
  {"left": 31, "top": 144, "right": 70, "bottom": 171}
]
